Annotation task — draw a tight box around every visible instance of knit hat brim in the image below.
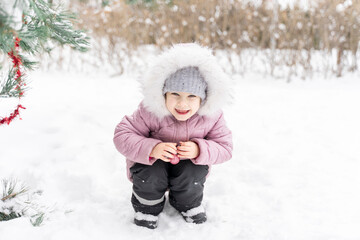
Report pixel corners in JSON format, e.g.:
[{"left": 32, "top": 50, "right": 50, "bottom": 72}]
[{"left": 162, "top": 66, "right": 207, "bottom": 102}]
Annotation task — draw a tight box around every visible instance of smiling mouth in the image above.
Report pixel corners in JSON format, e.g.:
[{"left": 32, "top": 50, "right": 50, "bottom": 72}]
[{"left": 175, "top": 109, "right": 190, "bottom": 115}]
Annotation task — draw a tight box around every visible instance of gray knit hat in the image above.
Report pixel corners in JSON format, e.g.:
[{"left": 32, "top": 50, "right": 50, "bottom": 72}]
[{"left": 162, "top": 66, "right": 207, "bottom": 101}]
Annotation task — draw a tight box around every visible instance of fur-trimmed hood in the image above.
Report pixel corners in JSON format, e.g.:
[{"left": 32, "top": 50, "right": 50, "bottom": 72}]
[{"left": 141, "top": 43, "right": 233, "bottom": 119}]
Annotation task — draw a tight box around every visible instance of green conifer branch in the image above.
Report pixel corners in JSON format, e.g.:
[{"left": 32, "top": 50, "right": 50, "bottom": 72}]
[
  {"left": 0, "top": 0, "right": 90, "bottom": 99},
  {"left": 1, "top": 179, "right": 28, "bottom": 201},
  {"left": 0, "top": 69, "right": 19, "bottom": 98},
  {"left": 1, "top": 179, "right": 46, "bottom": 226}
]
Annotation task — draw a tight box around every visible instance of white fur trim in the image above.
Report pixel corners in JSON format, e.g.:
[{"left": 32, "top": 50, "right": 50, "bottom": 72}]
[{"left": 141, "top": 43, "right": 233, "bottom": 119}]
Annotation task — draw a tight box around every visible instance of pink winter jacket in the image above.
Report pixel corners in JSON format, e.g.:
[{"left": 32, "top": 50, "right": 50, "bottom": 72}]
[{"left": 113, "top": 102, "right": 233, "bottom": 181}]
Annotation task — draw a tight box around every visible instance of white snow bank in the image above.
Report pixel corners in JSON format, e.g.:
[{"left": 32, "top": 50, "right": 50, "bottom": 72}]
[{"left": 1, "top": 69, "right": 360, "bottom": 240}]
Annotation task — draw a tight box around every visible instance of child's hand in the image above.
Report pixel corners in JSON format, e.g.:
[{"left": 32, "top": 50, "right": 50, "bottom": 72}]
[
  {"left": 150, "top": 142, "right": 178, "bottom": 162},
  {"left": 177, "top": 141, "right": 200, "bottom": 159}
]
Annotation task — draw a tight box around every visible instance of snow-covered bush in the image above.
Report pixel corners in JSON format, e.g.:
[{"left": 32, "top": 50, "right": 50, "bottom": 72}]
[
  {"left": 50, "top": 0, "right": 360, "bottom": 78},
  {"left": 0, "top": 179, "right": 47, "bottom": 226}
]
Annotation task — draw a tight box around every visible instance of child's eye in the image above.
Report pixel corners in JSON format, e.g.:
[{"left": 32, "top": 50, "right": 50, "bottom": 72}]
[
  {"left": 188, "top": 95, "right": 197, "bottom": 98},
  {"left": 171, "top": 92, "right": 180, "bottom": 96}
]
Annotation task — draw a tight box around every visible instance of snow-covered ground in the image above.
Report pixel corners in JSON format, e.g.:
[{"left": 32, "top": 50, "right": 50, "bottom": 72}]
[{"left": 1, "top": 67, "right": 360, "bottom": 239}]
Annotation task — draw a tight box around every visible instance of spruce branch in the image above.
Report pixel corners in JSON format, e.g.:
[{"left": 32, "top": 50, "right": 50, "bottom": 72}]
[
  {"left": 0, "top": 0, "right": 90, "bottom": 82},
  {"left": 0, "top": 211, "right": 21, "bottom": 221},
  {"left": 1, "top": 192, "right": 20, "bottom": 202},
  {"left": 0, "top": 178, "right": 49, "bottom": 226},
  {"left": 1, "top": 179, "right": 28, "bottom": 201},
  {"left": 1, "top": 0, "right": 90, "bottom": 124},
  {"left": 0, "top": 67, "right": 29, "bottom": 98}
]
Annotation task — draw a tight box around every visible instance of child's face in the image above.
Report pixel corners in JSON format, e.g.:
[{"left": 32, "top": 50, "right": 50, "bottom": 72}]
[{"left": 165, "top": 91, "right": 201, "bottom": 121}]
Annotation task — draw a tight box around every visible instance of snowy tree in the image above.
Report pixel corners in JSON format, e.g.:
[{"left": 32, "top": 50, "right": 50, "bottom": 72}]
[{"left": 0, "top": 0, "right": 89, "bottom": 125}]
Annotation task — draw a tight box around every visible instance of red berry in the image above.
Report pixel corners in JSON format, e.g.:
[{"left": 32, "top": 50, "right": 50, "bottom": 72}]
[{"left": 170, "top": 155, "right": 180, "bottom": 165}]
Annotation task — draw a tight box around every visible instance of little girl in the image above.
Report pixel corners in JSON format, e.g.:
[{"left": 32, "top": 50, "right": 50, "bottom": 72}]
[{"left": 113, "top": 43, "right": 233, "bottom": 229}]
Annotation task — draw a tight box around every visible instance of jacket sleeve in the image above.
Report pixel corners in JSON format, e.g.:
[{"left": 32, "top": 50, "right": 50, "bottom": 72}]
[
  {"left": 113, "top": 104, "right": 162, "bottom": 165},
  {"left": 190, "top": 112, "right": 233, "bottom": 165}
]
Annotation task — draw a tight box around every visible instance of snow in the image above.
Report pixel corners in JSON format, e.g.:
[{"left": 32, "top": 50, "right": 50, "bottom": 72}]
[
  {"left": 134, "top": 212, "right": 158, "bottom": 222},
  {"left": 181, "top": 205, "right": 205, "bottom": 217},
  {"left": 1, "top": 61, "right": 360, "bottom": 239}
]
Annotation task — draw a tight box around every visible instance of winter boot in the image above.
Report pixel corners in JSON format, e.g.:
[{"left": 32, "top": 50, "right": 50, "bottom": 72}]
[
  {"left": 134, "top": 212, "right": 158, "bottom": 229},
  {"left": 180, "top": 205, "right": 207, "bottom": 224}
]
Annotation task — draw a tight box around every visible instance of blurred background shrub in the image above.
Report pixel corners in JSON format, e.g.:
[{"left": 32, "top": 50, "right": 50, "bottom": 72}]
[{"left": 40, "top": 0, "right": 360, "bottom": 79}]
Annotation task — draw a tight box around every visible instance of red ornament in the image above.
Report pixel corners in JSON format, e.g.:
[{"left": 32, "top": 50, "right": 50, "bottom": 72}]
[
  {"left": 0, "top": 105, "right": 26, "bottom": 125},
  {"left": 0, "top": 36, "right": 26, "bottom": 126}
]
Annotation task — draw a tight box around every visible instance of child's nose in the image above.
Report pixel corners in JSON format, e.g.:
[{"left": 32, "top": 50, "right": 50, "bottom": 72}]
[{"left": 178, "top": 99, "right": 188, "bottom": 107}]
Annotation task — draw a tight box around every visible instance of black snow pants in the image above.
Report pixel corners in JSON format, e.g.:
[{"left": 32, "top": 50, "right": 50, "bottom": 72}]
[{"left": 130, "top": 159, "right": 209, "bottom": 215}]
